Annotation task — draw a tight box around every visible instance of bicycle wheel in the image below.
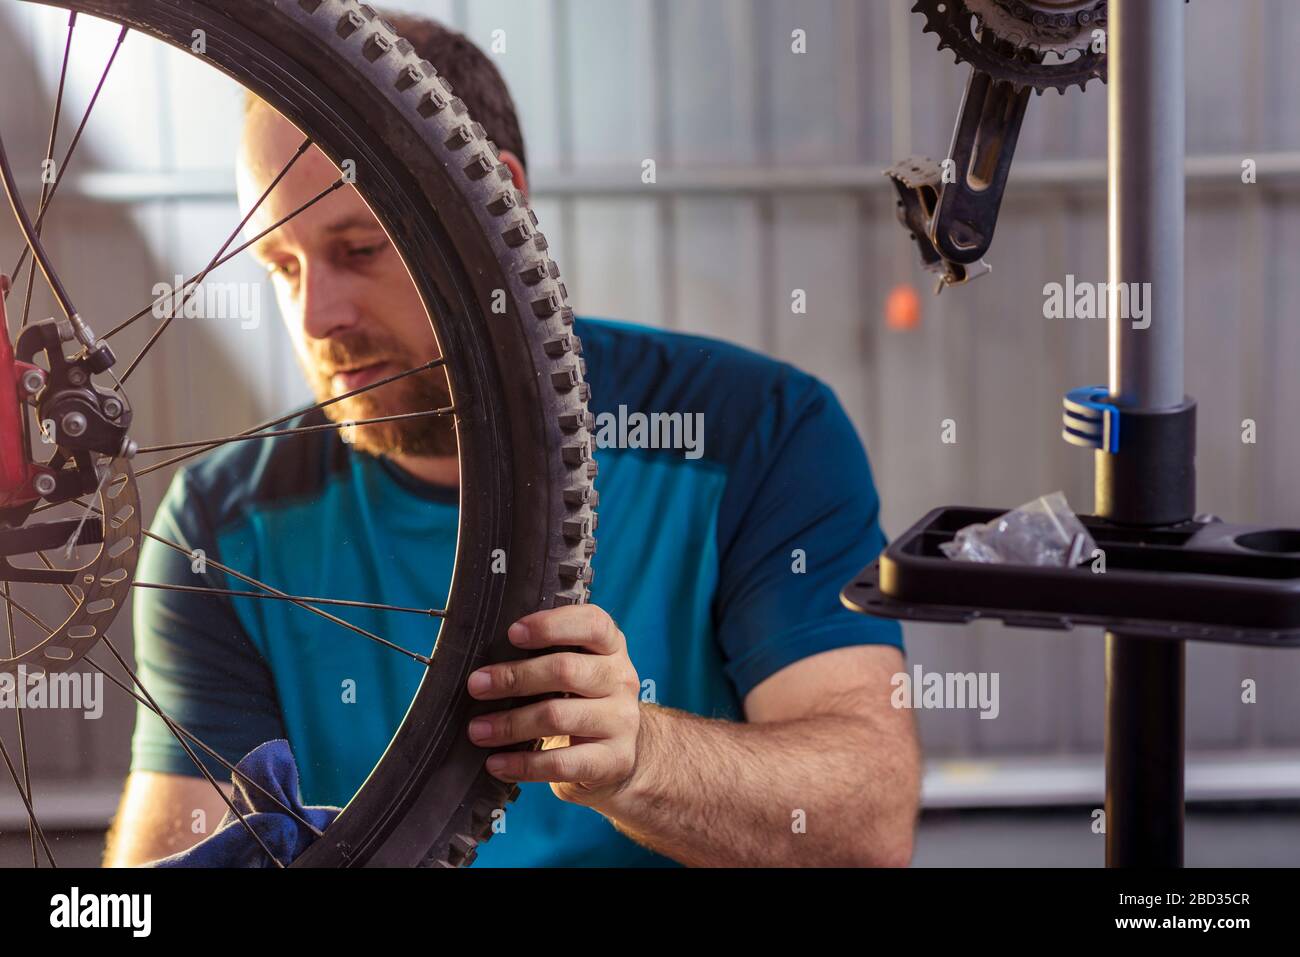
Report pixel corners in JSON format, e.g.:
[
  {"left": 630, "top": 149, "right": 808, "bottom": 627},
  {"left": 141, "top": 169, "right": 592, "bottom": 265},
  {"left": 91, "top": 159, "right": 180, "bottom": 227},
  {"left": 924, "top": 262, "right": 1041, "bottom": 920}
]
[{"left": 3, "top": 0, "right": 596, "bottom": 867}]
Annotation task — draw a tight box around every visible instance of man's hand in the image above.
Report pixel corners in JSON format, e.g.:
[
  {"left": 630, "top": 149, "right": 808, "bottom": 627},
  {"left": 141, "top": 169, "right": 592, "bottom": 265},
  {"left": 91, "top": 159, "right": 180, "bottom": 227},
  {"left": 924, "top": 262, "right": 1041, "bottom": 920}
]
[{"left": 466, "top": 604, "right": 643, "bottom": 808}]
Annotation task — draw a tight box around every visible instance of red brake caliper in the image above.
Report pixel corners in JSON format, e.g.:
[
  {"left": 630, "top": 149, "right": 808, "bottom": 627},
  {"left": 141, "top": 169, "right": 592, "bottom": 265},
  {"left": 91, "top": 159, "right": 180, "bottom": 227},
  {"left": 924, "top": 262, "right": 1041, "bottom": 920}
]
[{"left": 0, "top": 275, "right": 53, "bottom": 508}]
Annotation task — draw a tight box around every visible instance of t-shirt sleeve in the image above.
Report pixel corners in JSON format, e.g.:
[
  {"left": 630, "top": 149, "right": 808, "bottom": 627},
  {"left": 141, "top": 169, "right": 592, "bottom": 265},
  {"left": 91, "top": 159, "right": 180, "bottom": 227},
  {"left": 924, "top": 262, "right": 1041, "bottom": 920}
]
[
  {"left": 713, "top": 375, "right": 903, "bottom": 702},
  {"left": 129, "top": 469, "right": 286, "bottom": 780}
]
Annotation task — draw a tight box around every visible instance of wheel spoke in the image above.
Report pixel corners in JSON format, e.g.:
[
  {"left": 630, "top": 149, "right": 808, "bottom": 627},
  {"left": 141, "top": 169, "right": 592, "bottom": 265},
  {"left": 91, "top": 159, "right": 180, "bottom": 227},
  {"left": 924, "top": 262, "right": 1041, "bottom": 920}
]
[
  {"left": 34, "top": 549, "right": 86, "bottom": 605},
  {"left": 19, "top": 505, "right": 431, "bottom": 663},
  {"left": 89, "top": 636, "right": 285, "bottom": 868},
  {"left": 0, "top": 736, "right": 56, "bottom": 867},
  {"left": 115, "top": 135, "right": 313, "bottom": 384},
  {"left": 132, "top": 582, "right": 446, "bottom": 618},
  {"left": 134, "top": 405, "right": 456, "bottom": 455},
  {"left": 4, "top": 25, "right": 128, "bottom": 298},
  {"left": 142, "top": 528, "right": 432, "bottom": 663},
  {"left": 134, "top": 358, "right": 446, "bottom": 479},
  {"left": 83, "top": 654, "right": 325, "bottom": 840},
  {"left": 3, "top": 581, "right": 38, "bottom": 866},
  {"left": 43, "top": 492, "right": 434, "bottom": 664},
  {"left": 17, "top": 11, "right": 77, "bottom": 335},
  {"left": 105, "top": 177, "right": 345, "bottom": 346},
  {"left": 0, "top": 589, "right": 56, "bottom": 637},
  {"left": 61, "top": 455, "right": 111, "bottom": 559}
]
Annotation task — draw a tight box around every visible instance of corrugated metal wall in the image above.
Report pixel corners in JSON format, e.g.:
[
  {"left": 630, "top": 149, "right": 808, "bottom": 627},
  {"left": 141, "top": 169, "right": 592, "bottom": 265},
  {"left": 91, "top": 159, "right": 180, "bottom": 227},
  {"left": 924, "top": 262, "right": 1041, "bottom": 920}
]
[{"left": 0, "top": 0, "right": 1298, "bottom": 820}]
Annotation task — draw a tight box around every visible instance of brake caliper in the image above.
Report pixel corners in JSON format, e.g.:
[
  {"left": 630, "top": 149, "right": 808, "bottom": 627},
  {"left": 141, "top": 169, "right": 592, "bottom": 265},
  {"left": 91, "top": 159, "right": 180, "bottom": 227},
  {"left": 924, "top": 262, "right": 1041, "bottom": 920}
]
[{"left": 0, "top": 275, "right": 134, "bottom": 514}]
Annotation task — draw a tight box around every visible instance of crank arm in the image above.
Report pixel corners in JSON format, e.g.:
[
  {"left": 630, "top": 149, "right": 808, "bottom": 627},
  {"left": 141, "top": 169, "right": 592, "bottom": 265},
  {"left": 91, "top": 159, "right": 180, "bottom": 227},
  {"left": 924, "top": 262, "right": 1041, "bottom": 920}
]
[{"left": 929, "top": 64, "right": 1032, "bottom": 265}]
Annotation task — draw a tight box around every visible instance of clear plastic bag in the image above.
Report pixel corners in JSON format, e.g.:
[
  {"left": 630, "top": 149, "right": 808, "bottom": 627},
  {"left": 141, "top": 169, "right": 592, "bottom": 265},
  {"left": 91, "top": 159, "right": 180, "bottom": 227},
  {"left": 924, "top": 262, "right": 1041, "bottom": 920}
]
[{"left": 940, "top": 491, "right": 1095, "bottom": 567}]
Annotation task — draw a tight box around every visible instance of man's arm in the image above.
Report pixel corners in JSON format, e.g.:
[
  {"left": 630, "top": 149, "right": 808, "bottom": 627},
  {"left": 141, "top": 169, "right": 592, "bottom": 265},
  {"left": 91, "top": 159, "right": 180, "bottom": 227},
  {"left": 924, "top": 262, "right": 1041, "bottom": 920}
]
[
  {"left": 467, "top": 607, "right": 920, "bottom": 867},
  {"left": 104, "top": 772, "right": 234, "bottom": 867},
  {"left": 607, "top": 644, "right": 919, "bottom": 867}
]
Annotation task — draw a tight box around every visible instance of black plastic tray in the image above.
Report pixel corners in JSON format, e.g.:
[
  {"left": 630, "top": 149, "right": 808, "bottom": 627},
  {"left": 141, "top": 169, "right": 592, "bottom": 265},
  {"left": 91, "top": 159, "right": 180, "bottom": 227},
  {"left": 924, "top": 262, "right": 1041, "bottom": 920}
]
[{"left": 841, "top": 506, "right": 1300, "bottom": 647}]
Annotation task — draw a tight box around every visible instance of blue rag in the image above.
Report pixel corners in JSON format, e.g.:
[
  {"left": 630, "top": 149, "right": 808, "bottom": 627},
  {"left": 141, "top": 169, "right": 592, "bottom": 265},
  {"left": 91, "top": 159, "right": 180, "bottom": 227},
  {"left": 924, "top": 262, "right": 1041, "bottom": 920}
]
[{"left": 150, "top": 739, "right": 339, "bottom": 868}]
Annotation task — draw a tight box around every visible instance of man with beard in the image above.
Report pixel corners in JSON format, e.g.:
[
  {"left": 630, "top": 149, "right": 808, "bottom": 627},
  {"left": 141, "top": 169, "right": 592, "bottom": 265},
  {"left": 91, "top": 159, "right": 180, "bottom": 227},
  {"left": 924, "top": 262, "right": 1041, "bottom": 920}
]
[{"left": 105, "top": 13, "right": 919, "bottom": 868}]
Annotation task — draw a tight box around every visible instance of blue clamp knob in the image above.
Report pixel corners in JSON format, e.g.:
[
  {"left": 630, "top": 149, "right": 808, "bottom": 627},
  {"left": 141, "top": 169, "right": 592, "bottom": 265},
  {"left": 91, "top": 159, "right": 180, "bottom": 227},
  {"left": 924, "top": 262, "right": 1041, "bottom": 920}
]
[{"left": 1062, "top": 386, "right": 1120, "bottom": 453}]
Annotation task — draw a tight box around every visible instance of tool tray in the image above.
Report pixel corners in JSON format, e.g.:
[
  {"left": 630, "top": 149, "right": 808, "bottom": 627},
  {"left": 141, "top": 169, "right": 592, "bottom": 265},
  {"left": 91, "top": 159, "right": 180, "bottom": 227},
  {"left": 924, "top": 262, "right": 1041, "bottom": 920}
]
[{"left": 842, "top": 506, "right": 1300, "bottom": 646}]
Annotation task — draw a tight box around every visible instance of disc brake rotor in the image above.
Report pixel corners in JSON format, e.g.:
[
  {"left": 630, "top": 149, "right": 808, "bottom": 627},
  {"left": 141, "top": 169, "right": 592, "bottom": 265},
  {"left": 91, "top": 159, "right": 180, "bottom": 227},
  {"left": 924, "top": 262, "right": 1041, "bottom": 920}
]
[{"left": 0, "top": 457, "right": 140, "bottom": 676}]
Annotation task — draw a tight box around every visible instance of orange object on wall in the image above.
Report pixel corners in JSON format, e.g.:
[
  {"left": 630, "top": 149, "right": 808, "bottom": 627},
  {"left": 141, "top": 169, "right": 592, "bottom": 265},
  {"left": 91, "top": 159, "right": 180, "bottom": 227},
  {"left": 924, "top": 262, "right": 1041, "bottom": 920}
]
[{"left": 885, "top": 284, "right": 921, "bottom": 331}]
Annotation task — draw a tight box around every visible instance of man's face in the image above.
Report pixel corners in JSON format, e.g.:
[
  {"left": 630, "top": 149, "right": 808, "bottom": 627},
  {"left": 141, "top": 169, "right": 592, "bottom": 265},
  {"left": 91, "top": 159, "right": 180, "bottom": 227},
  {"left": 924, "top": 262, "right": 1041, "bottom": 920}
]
[{"left": 236, "top": 103, "right": 455, "bottom": 458}]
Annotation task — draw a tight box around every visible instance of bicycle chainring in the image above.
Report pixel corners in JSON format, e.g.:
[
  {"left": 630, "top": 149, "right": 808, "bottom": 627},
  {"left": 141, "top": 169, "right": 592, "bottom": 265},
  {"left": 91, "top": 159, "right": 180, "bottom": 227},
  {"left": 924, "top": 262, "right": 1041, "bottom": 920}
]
[{"left": 914, "top": 0, "right": 1108, "bottom": 93}]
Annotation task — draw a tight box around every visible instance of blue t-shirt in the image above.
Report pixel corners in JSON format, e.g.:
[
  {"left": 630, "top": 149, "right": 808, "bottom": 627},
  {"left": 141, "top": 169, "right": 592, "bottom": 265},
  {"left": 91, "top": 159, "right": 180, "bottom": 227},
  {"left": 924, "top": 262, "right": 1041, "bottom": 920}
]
[{"left": 129, "top": 317, "right": 902, "bottom": 866}]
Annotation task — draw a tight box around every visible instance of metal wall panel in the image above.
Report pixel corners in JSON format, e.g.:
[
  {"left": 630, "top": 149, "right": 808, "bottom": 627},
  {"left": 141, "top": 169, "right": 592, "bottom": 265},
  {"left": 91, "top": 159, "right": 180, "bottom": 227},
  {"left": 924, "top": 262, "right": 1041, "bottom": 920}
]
[{"left": 0, "top": 0, "right": 1296, "bottom": 809}]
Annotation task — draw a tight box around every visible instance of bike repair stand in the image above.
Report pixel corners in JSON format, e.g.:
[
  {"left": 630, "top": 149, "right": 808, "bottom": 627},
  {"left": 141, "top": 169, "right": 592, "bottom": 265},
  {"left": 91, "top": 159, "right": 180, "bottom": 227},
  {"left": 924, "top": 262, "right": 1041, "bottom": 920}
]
[
  {"left": 845, "top": 0, "right": 1298, "bottom": 867},
  {"left": 1099, "top": 0, "right": 1189, "bottom": 869}
]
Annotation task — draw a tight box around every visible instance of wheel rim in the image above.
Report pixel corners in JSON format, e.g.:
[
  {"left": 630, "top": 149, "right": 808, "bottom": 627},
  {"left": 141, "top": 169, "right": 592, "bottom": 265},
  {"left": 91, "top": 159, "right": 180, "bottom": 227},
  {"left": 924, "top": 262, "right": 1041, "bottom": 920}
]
[{"left": 0, "top": 0, "right": 592, "bottom": 868}]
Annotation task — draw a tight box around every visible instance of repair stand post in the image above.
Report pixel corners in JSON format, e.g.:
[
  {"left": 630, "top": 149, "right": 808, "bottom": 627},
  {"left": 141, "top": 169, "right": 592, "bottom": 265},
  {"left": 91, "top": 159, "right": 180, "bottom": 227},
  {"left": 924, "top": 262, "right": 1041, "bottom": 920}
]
[{"left": 1101, "top": 0, "right": 1188, "bottom": 868}]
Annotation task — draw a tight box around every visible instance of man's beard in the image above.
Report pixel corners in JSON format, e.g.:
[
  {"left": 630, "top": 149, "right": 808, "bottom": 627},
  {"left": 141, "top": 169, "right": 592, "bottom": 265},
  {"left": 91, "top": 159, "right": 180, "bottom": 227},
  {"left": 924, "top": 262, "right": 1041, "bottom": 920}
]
[{"left": 304, "top": 329, "right": 457, "bottom": 459}]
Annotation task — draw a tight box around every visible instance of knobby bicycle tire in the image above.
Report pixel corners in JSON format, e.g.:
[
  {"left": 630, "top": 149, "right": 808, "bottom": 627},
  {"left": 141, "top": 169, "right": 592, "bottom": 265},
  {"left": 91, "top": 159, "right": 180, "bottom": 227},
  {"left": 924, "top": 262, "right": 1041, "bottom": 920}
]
[{"left": 27, "top": 0, "right": 597, "bottom": 867}]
